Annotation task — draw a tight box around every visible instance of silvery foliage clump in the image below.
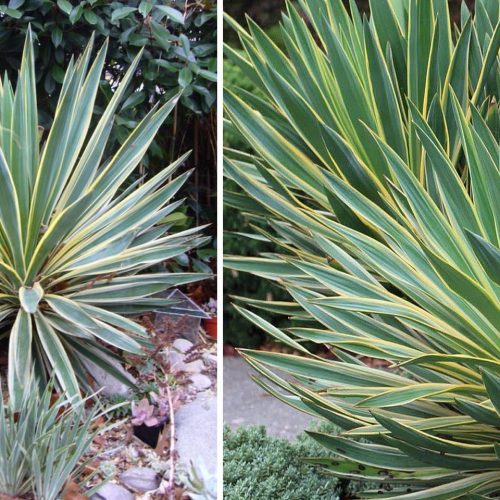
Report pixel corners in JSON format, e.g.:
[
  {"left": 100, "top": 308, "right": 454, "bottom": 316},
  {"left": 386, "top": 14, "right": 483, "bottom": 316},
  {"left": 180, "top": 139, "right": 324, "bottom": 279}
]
[
  {"left": 0, "top": 28, "right": 209, "bottom": 408},
  {"left": 225, "top": 0, "right": 500, "bottom": 497},
  {"left": 0, "top": 376, "right": 119, "bottom": 499}
]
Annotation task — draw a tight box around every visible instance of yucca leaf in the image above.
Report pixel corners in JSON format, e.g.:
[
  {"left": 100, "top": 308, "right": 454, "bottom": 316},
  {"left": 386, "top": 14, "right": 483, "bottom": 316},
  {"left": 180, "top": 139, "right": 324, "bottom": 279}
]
[
  {"left": 361, "top": 472, "right": 500, "bottom": 499},
  {"left": 26, "top": 192, "right": 95, "bottom": 282},
  {"left": 233, "top": 304, "right": 308, "bottom": 354},
  {"left": 358, "top": 383, "right": 485, "bottom": 408},
  {"left": 10, "top": 26, "right": 38, "bottom": 224},
  {"left": 0, "top": 148, "right": 24, "bottom": 272},
  {"left": 45, "top": 295, "right": 142, "bottom": 354},
  {"left": 7, "top": 310, "right": 32, "bottom": 410},
  {"left": 450, "top": 91, "right": 500, "bottom": 246},
  {"left": 89, "top": 95, "right": 181, "bottom": 204},
  {"left": 482, "top": 370, "right": 500, "bottom": 415},
  {"left": 385, "top": 435, "right": 500, "bottom": 471},
  {"left": 455, "top": 399, "right": 500, "bottom": 427},
  {"left": 225, "top": 1, "right": 500, "bottom": 496},
  {"left": 0, "top": 33, "right": 208, "bottom": 402},
  {"left": 373, "top": 413, "right": 494, "bottom": 454},
  {"left": 363, "top": 22, "right": 407, "bottom": 160},
  {"left": 34, "top": 312, "right": 80, "bottom": 399},
  {"left": 224, "top": 91, "right": 326, "bottom": 202},
  {"left": 308, "top": 432, "right": 425, "bottom": 470},
  {"left": 59, "top": 48, "right": 144, "bottom": 209},
  {"left": 242, "top": 349, "right": 411, "bottom": 387},
  {"left": 466, "top": 231, "right": 500, "bottom": 285},
  {"left": 19, "top": 282, "right": 44, "bottom": 314}
]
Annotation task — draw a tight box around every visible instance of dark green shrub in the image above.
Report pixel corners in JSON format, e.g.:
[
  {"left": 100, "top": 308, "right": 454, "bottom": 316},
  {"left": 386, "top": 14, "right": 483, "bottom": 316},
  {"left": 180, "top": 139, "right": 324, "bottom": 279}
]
[
  {"left": 223, "top": 425, "right": 341, "bottom": 499},
  {"left": 0, "top": 0, "right": 217, "bottom": 228},
  {"left": 0, "top": 1, "right": 216, "bottom": 119}
]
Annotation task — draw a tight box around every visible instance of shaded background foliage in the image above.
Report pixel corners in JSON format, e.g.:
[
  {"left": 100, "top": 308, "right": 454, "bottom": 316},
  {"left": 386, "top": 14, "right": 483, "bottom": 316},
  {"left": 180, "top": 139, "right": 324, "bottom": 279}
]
[
  {"left": 224, "top": 54, "right": 290, "bottom": 349},
  {"left": 0, "top": 0, "right": 217, "bottom": 245},
  {"left": 224, "top": 0, "right": 474, "bottom": 38},
  {"left": 223, "top": 0, "right": 477, "bottom": 348}
]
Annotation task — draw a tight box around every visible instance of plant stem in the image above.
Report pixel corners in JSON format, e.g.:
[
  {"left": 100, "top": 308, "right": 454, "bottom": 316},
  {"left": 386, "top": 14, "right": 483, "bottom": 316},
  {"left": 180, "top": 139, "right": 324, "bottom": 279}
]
[{"left": 166, "top": 383, "right": 176, "bottom": 500}]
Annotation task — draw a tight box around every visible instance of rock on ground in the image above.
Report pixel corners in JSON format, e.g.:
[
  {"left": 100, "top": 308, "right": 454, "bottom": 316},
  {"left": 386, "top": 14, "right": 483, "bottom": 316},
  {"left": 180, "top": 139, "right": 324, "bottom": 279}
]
[
  {"left": 119, "top": 466, "right": 161, "bottom": 492},
  {"left": 176, "top": 396, "right": 217, "bottom": 476},
  {"left": 190, "top": 373, "right": 212, "bottom": 391},
  {"left": 90, "top": 483, "right": 134, "bottom": 500},
  {"left": 166, "top": 348, "right": 205, "bottom": 374},
  {"left": 84, "top": 358, "right": 136, "bottom": 397},
  {"left": 172, "top": 338, "right": 194, "bottom": 353}
]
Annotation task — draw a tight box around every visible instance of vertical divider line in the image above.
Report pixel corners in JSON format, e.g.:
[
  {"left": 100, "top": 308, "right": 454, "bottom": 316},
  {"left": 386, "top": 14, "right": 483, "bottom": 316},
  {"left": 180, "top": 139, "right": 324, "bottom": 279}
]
[{"left": 216, "top": 0, "right": 224, "bottom": 496}]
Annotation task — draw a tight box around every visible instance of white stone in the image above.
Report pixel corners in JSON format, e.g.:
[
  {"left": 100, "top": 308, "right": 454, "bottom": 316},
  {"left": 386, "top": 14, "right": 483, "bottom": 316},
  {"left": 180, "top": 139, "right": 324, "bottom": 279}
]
[
  {"left": 84, "top": 358, "right": 136, "bottom": 397},
  {"left": 190, "top": 373, "right": 212, "bottom": 391},
  {"left": 172, "top": 338, "right": 194, "bottom": 353},
  {"left": 166, "top": 348, "right": 204, "bottom": 374},
  {"left": 90, "top": 483, "right": 134, "bottom": 500},
  {"left": 119, "top": 466, "right": 161, "bottom": 492},
  {"left": 176, "top": 397, "right": 217, "bottom": 475},
  {"left": 165, "top": 349, "right": 184, "bottom": 368},
  {"left": 183, "top": 359, "right": 204, "bottom": 373},
  {"left": 202, "top": 352, "right": 217, "bottom": 365}
]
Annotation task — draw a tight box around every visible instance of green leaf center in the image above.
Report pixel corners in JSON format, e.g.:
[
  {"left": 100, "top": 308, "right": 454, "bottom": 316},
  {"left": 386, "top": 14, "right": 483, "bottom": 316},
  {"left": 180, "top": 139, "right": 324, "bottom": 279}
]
[{"left": 19, "top": 282, "right": 44, "bottom": 313}]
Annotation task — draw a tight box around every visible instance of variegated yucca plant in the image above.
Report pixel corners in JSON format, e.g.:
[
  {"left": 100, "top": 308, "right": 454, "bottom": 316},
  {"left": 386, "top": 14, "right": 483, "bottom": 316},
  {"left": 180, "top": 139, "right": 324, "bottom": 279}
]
[
  {"left": 224, "top": 0, "right": 500, "bottom": 497},
  {"left": 0, "top": 375, "right": 118, "bottom": 499},
  {"left": 0, "top": 29, "right": 208, "bottom": 408}
]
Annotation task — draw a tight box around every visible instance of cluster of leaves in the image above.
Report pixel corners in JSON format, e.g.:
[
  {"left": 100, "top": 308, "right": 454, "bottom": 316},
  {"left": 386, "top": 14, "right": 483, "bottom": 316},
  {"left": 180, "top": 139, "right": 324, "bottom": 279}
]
[
  {"left": 225, "top": 0, "right": 500, "bottom": 497},
  {"left": 0, "top": 30, "right": 208, "bottom": 407},
  {"left": 0, "top": 378, "right": 115, "bottom": 500},
  {"left": 224, "top": 425, "right": 343, "bottom": 500},
  {"left": 0, "top": 0, "right": 216, "bottom": 176},
  {"left": 223, "top": 53, "right": 291, "bottom": 349}
]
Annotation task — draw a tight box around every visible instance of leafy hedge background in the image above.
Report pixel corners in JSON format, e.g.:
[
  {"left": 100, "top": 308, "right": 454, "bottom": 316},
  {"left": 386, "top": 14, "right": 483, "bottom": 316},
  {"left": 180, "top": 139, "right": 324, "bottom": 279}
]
[
  {"left": 223, "top": 0, "right": 475, "bottom": 43},
  {"left": 0, "top": 0, "right": 217, "bottom": 246}
]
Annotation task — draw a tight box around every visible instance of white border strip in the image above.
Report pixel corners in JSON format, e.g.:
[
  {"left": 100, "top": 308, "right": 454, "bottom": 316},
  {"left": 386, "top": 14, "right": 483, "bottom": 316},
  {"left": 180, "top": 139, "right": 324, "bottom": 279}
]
[{"left": 216, "top": 0, "right": 224, "bottom": 496}]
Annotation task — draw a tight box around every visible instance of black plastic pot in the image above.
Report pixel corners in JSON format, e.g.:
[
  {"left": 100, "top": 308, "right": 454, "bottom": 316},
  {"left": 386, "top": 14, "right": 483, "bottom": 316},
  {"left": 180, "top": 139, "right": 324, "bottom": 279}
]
[{"left": 133, "top": 417, "right": 169, "bottom": 448}]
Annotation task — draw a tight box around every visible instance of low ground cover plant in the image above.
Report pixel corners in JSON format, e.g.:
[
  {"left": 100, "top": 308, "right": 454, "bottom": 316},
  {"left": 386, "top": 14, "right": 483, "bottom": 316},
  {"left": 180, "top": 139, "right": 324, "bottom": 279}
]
[
  {"left": 224, "top": 425, "right": 342, "bottom": 499},
  {"left": 0, "top": 30, "right": 208, "bottom": 407},
  {"left": 225, "top": 0, "right": 500, "bottom": 497}
]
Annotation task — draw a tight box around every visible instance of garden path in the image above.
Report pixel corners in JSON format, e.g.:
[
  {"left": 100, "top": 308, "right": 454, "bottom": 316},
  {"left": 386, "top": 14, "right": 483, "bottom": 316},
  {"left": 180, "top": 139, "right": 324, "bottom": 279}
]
[{"left": 223, "top": 356, "right": 315, "bottom": 440}]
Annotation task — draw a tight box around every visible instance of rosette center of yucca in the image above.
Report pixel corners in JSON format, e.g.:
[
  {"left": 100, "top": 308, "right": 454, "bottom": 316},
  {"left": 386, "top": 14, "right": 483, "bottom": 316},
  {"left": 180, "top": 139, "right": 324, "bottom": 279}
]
[{"left": 18, "top": 282, "right": 44, "bottom": 314}]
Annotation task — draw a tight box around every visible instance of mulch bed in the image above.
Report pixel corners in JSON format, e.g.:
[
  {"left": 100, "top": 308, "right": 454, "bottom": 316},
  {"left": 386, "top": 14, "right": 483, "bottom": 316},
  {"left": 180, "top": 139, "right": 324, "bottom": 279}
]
[{"left": 0, "top": 312, "right": 217, "bottom": 500}]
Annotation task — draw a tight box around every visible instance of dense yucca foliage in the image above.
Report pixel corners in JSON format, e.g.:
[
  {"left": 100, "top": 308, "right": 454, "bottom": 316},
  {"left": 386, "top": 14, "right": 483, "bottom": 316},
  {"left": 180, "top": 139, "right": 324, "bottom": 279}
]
[
  {"left": 224, "top": 0, "right": 500, "bottom": 497},
  {"left": 0, "top": 30, "right": 208, "bottom": 408},
  {"left": 0, "top": 377, "right": 114, "bottom": 499}
]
